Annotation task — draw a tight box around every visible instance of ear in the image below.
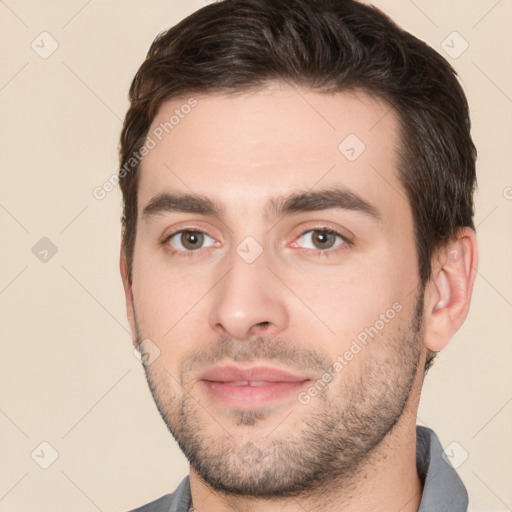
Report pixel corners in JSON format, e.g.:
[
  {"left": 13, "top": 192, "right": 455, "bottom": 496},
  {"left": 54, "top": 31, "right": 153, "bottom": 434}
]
[
  {"left": 120, "top": 241, "right": 138, "bottom": 348},
  {"left": 423, "top": 227, "right": 478, "bottom": 352}
]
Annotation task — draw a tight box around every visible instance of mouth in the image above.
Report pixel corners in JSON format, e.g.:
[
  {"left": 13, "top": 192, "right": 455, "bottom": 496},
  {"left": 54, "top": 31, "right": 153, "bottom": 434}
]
[{"left": 198, "top": 365, "right": 312, "bottom": 409}]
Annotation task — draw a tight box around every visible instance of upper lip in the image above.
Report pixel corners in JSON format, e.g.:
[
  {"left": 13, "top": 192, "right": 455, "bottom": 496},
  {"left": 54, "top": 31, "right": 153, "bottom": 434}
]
[{"left": 198, "top": 365, "right": 311, "bottom": 383}]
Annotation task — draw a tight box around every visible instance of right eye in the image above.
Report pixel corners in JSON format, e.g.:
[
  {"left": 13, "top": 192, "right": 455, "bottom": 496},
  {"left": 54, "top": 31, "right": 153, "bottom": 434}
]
[{"left": 164, "top": 230, "right": 217, "bottom": 252}]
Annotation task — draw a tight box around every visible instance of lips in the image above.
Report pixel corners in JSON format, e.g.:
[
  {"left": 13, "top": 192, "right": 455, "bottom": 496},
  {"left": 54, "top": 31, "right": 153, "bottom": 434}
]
[
  {"left": 198, "top": 365, "right": 310, "bottom": 384},
  {"left": 198, "top": 365, "right": 311, "bottom": 409},
  {"left": 220, "top": 381, "right": 276, "bottom": 386}
]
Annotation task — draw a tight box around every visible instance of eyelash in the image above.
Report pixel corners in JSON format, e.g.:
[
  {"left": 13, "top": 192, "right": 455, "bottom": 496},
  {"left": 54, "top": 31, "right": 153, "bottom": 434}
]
[
  {"left": 162, "top": 229, "right": 217, "bottom": 258},
  {"left": 293, "top": 227, "right": 352, "bottom": 257},
  {"left": 161, "top": 226, "right": 352, "bottom": 258}
]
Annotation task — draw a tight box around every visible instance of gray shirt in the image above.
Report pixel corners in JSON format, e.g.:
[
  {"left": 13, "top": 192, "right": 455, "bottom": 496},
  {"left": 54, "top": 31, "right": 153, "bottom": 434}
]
[{"left": 129, "top": 426, "right": 468, "bottom": 512}]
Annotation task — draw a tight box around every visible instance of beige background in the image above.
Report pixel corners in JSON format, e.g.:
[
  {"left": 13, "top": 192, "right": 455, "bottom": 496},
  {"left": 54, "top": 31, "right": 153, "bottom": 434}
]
[{"left": 0, "top": 0, "right": 511, "bottom": 511}]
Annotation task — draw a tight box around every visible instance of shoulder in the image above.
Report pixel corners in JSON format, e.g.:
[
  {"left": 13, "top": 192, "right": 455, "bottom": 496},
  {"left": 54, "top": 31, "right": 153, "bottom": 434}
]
[{"left": 127, "top": 475, "right": 191, "bottom": 512}]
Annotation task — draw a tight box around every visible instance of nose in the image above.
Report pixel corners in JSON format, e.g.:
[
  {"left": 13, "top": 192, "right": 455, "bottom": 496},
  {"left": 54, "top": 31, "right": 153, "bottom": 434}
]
[{"left": 208, "top": 248, "right": 289, "bottom": 341}]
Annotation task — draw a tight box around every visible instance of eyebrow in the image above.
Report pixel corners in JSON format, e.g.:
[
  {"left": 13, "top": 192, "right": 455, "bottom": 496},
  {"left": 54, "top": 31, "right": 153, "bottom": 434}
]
[{"left": 141, "top": 187, "right": 381, "bottom": 223}]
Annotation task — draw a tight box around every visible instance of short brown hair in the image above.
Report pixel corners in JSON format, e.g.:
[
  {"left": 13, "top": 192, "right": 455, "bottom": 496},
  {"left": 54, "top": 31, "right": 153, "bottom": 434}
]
[{"left": 118, "top": 0, "right": 477, "bottom": 373}]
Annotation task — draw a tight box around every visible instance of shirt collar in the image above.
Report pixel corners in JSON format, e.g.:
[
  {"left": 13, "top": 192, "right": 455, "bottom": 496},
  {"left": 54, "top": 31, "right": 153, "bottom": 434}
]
[{"left": 416, "top": 425, "right": 469, "bottom": 512}]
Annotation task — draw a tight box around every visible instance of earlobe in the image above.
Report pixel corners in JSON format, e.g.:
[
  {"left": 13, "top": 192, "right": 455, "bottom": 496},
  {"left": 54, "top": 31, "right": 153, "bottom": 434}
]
[{"left": 424, "top": 228, "right": 478, "bottom": 352}]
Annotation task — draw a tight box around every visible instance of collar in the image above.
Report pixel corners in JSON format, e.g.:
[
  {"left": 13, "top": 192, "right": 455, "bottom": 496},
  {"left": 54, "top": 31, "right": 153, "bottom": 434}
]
[{"left": 416, "top": 425, "right": 468, "bottom": 511}]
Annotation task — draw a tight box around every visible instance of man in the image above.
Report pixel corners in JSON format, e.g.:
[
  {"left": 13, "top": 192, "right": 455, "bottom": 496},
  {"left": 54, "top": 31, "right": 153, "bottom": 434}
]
[{"left": 118, "top": 0, "right": 480, "bottom": 510}]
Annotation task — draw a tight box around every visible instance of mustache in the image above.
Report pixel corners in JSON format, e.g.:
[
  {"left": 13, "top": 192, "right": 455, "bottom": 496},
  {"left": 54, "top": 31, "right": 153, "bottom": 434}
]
[{"left": 179, "top": 335, "right": 332, "bottom": 376}]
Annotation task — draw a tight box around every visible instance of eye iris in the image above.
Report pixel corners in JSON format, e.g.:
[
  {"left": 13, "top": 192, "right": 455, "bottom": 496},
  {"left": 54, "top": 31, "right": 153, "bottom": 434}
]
[
  {"left": 312, "top": 231, "right": 336, "bottom": 249},
  {"left": 181, "top": 231, "right": 203, "bottom": 250}
]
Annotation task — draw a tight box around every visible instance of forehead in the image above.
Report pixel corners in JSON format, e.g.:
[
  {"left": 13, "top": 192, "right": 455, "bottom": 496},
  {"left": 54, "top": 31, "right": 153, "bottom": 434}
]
[{"left": 137, "top": 85, "right": 407, "bottom": 222}]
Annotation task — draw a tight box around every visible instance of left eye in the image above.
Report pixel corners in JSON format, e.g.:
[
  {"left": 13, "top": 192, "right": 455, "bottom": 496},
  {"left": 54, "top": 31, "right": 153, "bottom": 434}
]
[{"left": 295, "top": 229, "right": 346, "bottom": 250}]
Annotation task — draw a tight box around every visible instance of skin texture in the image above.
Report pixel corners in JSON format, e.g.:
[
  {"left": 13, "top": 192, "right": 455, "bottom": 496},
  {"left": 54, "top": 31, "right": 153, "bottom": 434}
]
[{"left": 120, "top": 84, "right": 478, "bottom": 512}]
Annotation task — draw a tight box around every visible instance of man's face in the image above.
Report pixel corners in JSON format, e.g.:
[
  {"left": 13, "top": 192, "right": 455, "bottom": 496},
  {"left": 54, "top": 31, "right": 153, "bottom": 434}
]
[{"left": 124, "top": 85, "right": 426, "bottom": 496}]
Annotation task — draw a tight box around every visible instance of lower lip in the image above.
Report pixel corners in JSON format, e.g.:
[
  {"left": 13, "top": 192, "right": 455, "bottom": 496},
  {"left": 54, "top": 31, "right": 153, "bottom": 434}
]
[{"left": 201, "top": 380, "right": 310, "bottom": 409}]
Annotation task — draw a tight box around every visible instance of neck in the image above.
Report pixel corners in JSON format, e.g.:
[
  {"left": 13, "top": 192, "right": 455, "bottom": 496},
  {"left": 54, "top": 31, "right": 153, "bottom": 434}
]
[{"left": 188, "top": 410, "right": 423, "bottom": 512}]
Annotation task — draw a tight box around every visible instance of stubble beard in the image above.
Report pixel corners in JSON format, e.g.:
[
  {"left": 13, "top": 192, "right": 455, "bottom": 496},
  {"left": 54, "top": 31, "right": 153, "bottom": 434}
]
[{"left": 137, "top": 292, "right": 424, "bottom": 499}]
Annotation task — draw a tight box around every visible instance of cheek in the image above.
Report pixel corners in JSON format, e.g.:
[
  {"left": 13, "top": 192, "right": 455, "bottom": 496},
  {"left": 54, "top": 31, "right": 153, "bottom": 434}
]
[
  {"left": 131, "top": 251, "right": 219, "bottom": 347},
  {"left": 288, "top": 249, "right": 416, "bottom": 355}
]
